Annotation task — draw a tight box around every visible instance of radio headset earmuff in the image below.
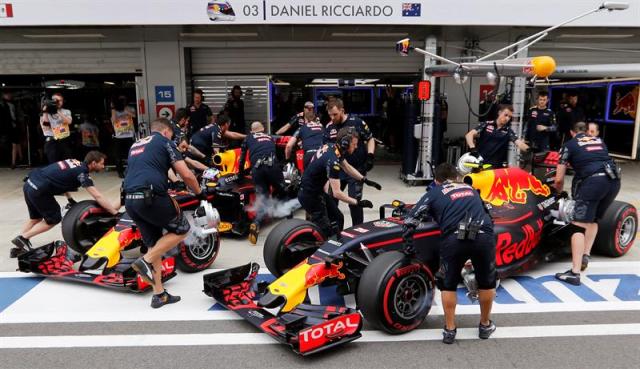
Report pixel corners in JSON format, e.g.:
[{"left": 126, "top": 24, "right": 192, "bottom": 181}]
[{"left": 338, "top": 127, "right": 355, "bottom": 152}]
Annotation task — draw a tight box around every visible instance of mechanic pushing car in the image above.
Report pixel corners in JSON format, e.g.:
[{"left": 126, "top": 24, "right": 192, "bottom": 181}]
[
  {"left": 299, "top": 127, "right": 381, "bottom": 238},
  {"left": 10, "top": 151, "right": 121, "bottom": 258},
  {"left": 324, "top": 98, "right": 376, "bottom": 227},
  {"left": 238, "top": 121, "right": 287, "bottom": 245},
  {"left": 465, "top": 104, "right": 529, "bottom": 168},
  {"left": 525, "top": 91, "right": 557, "bottom": 153},
  {"left": 123, "top": 118, "right": 207, "bottom": 308},
  {"left": 276, "top": 100, "right": 319, "bottom": 135},
  {"left": 402, "top": 163, "right": 497, "bottom": 344},
  {"left": 284, "top": 102, "right": 325, "bottom": 167},
  {"left": 190, "top": 114, "right": 246, "bottom": 164},
  {"left": 553, "top": 122, "right": 621, "bottom": 286}
]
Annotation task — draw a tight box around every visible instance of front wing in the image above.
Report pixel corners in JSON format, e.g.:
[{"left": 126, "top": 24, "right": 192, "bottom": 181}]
[{"left": 203, "top": 263, "right": 362, "bottom": 355}]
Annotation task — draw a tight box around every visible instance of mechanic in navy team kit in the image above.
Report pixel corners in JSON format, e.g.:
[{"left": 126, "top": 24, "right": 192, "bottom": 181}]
[
  {"left": 324, "top": 98, "right": 376, "bottom": 226},
  {"left": 402, "top": 163, "right": 497, "bottom": 344},
  {"left": 187, "top": 89, "right": 213, "bottom": 134},
  {"left": 123, "top": 118, "right": 206, "bottom": 308},
  {"left": 553, "top": 122, "right": 621, "bottom": 286},
  {"left": 465, "top": 104, "right": 530, "bottom": 168},
  {"left": 525, "top": 91, "right": 557, "bottom": 152},
  {"left": 556, "top": 91, "right": 586, "bottom": 147},
  {"left": 11, "top": 151, "right": 120, "bottom": 258},
  {"left": 190, "top": 114, "right": 246, "bottom": 164},
  {"left": 238, "top": 121, "right": 287, "bottom": 244},
  {"left": 276, "top": 101, "right": 319, "bottom": 135},
  {"left": 284, "top": 102, "right": 325, "bottom": 167},
  {"left": 299, "top": 127, "right": 381, "bottom": 238}
]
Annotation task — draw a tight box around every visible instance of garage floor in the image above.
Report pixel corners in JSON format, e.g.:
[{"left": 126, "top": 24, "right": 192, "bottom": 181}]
[{"left": 1, "top": 162, "right": 638, "bottom": 272}]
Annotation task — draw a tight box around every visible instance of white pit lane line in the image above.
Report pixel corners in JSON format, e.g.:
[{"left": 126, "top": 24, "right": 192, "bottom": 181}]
[{"left": 1, "top": 324, "right": 640, "bottom": 349}]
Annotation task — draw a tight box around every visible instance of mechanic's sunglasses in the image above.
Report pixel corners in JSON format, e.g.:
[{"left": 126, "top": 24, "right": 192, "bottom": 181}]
[{"left": 304, "top": 106, "right": 314, "bottom": 110}]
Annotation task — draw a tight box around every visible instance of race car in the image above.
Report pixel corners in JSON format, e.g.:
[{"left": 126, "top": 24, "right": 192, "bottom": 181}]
[
  {"left": 204, "top": 136, "right": 304, "bottom": 236},
  {"left": 18, "top": 189, "right": 222, "bottom": 292},
  {"left": 203, "top": 164, "right": 637, "bottom": 355}
]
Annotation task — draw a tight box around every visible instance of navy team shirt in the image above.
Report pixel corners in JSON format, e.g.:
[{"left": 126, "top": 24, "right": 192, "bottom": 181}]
[
  {"left": 239, "top": 132, "right": 277, "bottom": 168},
  {"left": 28, "top": 159, "right": 94, "bottom": 195},
  {"left": 324, "top": 115, "right": 372, "bottom": 169},
  {"left": 190, "top": 123, "right": 223, "bottom": 155},
  {"left": 300, "top": 145, "right": 344, "bottom": 194},
  {"left": 294, "top": 121, "right": 325, "bottom": 152},
  {"left": 408, "top": 181, "right": 493, "bottom": 236},
  {"left": 559, "top": 132, "right": 612, "bottom": 179},
  {"left": 474, "top": 121, "right": 518, "bottom": 168},
  {"left": 123, "top": 132, "right": 182, "bottom": 194}
]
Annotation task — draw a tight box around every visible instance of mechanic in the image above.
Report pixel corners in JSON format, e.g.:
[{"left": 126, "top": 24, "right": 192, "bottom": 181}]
[
  {"left": 111, "top": 96, "right": 136, "bottom": 178},
  {"left": 190, "top": 114, "right": 246, "bottom": 164},
  {"left": 556, "top": 91, "right": 586, "bottom": 147},
  {"left": 238, "top": 121, "right": 286, "bottom": 245},
  {"left": 123, "top": 118, "right": 206, "bottom": 308},
  {"left": 525, "top": 91, "right": 557, "bottom": 152},
  {"left": 553, "top": 122, "right": 620, "bottom": 286},
  {"left": 299, "top": 127, "right": 380, "bottom": 238},
  {"left": 465, "top": 104, "right": 529, "bottom": 168},
  {"left": 587, "top": 121, "right": 600, "bottom": 137},
  {"left": 11, "top": 151, "right": 120, "bottom": 258},
  {"left": 187, "top": 89, "right": 213, "bottom": 134},
  {"left": 40, "top": 93, "right": 73, "bottom": 163},
  {"left": 402, "top": 163, "right": 496, "bottom": 344},
  {"left": 284, "top": 102, "right": 325, "bottom": 167},
  {"left": 324, "top": 98, "right": 376, "bottom": 227},
  {"left": 276, "top": 101, "right": 319, "bottom": 135},
  {"left": 171, "top": 108, "right": 189, "bottom": 145}
]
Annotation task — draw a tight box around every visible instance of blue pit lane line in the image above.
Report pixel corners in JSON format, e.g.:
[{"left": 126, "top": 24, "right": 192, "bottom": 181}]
[{"left": 0, "top": 277, "right": 44, "bottom": 313}]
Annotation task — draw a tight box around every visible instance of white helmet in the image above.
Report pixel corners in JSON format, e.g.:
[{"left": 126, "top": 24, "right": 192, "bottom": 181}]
[
  {"left": 457, "top": 152, "right": 483, "bottom": 175},
  {"left": 193, "top": 201, "right": 220, "bottom": 235}
]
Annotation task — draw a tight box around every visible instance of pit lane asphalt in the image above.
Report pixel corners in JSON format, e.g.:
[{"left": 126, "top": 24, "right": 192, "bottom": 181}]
[{"left": 1, "top": 164, "right": 639, "bottom": 369}]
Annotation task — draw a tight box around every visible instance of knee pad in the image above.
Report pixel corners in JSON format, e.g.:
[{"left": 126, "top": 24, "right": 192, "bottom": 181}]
[{"left": 565, "top": 223, "right": 586, "bottom": 236}]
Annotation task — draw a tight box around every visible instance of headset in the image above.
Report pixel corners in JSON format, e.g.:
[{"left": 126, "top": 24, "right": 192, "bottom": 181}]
[{"left": 337, "top": 127, "right": 356, "bottom": 152}]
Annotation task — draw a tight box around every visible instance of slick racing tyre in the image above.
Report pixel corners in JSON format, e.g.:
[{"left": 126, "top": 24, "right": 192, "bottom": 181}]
[
  {"left": 264, "top": 219, "right": 325, "bottom": 277},
  {"left": 357, "top": 251, "right": 435, "bottom": 334},
  {"left": 594, "top": 201, "right": 637, "bottom": 257},
  {"left": 176, "top": 232, "right": 220, "bottom": 273},
  {"left": 61, "top": 200, "right": 117, "bottom": 254}
]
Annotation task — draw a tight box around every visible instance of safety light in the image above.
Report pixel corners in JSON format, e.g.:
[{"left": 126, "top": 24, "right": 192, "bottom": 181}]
[{"left": 417, "top": 80, "right": 431, "bottom": 101}]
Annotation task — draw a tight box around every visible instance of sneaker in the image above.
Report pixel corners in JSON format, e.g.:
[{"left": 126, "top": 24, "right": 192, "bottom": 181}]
[
  {"left": 442, "top": 327, "right": 457, "bottom": 344},
  {"left": 479, "top": 320, "right": 496, "bottom": 339},
  {"left": 151, "top": 290, "right": 181, "bottom": 309},
  {"left": 581, "top": 254, "right": 590, "bottom": 271},
  {"left": 555, "top": 269, "right": 580, "bottom": 286},
  {"left": 248, "top": 222, "right": 259, "bottom": 245},
  {"left": 132, "top": 257, "right": 155, "bottom": 285},
  {"left": 10, "top": 236, "right": 32, "bottom": 258}
]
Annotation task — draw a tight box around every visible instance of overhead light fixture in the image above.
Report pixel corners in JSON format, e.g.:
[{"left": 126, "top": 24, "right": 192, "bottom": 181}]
[
  {"left": 23, "top": 33, "right": 105, "bottom": 39},
  {"left": 558, "top": 33, "right": 634, "bottom": 39},
  {"left": 179, "top": 32, "right": 258, "bottom": 37},
  {"left": 601, "top": 2, "right": 629, "bottom": 11},
  {"left": 104, "top": 81, "right": 116, "bottom": 86},
  {"left": 45, "top": 80, "right": 85, "bottom": 90},
  {"left": 332, "top": 32, "right": 408, "bottom": 38}
]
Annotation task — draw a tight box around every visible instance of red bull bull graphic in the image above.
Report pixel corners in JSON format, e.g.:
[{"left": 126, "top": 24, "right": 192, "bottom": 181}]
[
  {"left": 466, "top": 168, "right": 551, "bottom": 207},
  {"left": 305, "top": 262, "right": 346, "bottom": 287},
  {"left": 606, "top": 81, "right": 639, "bottom": 124}
]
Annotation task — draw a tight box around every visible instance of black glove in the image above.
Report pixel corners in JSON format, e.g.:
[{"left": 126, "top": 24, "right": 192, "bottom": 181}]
[
  {"left": 196, "top": 191, "right": 208, "bottom": 202},
  {"left": 357, "top": 199, "right": 373, "bottom": 208},
  {"left": 362, "top": 177, "right": 382, "bottom": 190},
  {"left": 365, "top": 153, "right": 375, "bottom": 172},
  {"left": 67, "top": 197, "right": 77, "bottom": 206},
  {"left": 469, "top": 148, "right": 480, "bottom": 158},
  {"left": 402, "top": 223, "right": 417, "bottom": 255}
]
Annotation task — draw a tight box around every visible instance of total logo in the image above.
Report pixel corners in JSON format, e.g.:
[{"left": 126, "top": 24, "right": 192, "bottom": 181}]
[{"left": 298, "top": 313, "right": 361, "bottom": 353}]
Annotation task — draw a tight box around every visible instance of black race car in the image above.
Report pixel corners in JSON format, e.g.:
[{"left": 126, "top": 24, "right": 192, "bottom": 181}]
[{"left": 203, "top": 166, "right": 637, "bottom": 355}]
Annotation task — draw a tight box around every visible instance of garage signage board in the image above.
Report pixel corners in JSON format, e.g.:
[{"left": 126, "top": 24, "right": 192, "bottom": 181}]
[{"left": 0, "top": 0, "right": 638, "bottom": 27}]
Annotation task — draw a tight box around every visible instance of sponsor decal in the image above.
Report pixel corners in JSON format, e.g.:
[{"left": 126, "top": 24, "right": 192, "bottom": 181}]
[
  {"left": 130, "top": 147, "right": 145, "bottom": 156},
  {"left": 450, "top": 190, "right": 474, "bottom": 200},
  {"left": 484, "top": 168, "right": 551, "bottom": 207},
  {"left": 353, "top": 227, "right": 369, "bottom": 233},
  {"left": 304, "top": 262, "right": 345, "bottom": 287},
  {"left": 496, "top": 219, "right": 543, "bottom": 266},
  {"left": 328, "top": 239, "right": 342, "bottom": 246},
  {"left": 341, "top": 231, "right": 355, "bottom": 238},
  {"left": 247, "top": 310, "right": 264, "bottom": 319},
  {"left": 298, "top": 313, "right": 361, "bottom": 353},
  {"left": 373, "top": 220, "right": 398, "bottom": 228},
  {"left": 586, "top": 145, "right": 604, "bottom": 151}
]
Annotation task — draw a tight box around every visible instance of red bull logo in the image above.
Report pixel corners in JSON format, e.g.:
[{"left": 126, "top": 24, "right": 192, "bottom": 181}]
[
  {"left": 468, "top": 168, "right": 550, "bottom": 207},
  {"left": 305, "top": 262, "right": 346, "bottom": 287},
  {"left": 613, "top": 86, "right": 638, "bottom": 119},
  {"left": 496, "top": 219, "right": 544, "bottom": 266}
]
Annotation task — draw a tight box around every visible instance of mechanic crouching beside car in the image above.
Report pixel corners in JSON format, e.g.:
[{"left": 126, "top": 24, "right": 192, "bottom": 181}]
[
  {"left": 11, "top": 151, "right": 120, "bottom": 258},
  {"left": 298, "top": 127, "right": 381, "bottom": 238},
  {"left": 402, "top": 163, "right": 496, "bottom": 344},
  {"left": 123, "top": 118, "right": 207, "bottom": 308},
  {"left": 553, "top": 122, "right": 621, "bottom": 286}
]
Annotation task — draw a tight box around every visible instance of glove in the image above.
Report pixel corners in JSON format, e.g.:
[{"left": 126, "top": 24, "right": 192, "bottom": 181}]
[
  {"left": 469, "top": 148, "right": 480, "bottom": 158},
  {"left": 67, "top": 197, "right": 77, "bottom": 206},
  {"left": 365, "top": 153, "right": 375, "bottom": 172},
  {"left": 362, "top": 177, "right": 382, "bottom": 190},
  {"left": 196, "top": 191, "right": 208, "bottom": 202},
  {"left": 402, "top": 223, "right": 418, "bottom": 255},
  {"left": 357, "top": 199, "right": 373, "bottom": 208}
]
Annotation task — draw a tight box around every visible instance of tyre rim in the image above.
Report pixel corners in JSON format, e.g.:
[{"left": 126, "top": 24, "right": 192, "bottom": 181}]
[
  {"left": 184, "top": 235, "right": 216, "bottom": 261},
  {"left": 393, "top": 274, "right": 428, "bottom": 320},
  {"left": 619, "top": 215, "right": 637, "bottom": 249}
]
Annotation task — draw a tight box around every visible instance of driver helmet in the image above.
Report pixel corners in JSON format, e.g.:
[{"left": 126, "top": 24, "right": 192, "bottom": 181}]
[
  {"left": 457, "top": 152, "right": 483, "bottom": 175},
  {"left": 202, "top": 168, "right": 220, "bottom": 182},
  {"left": 207, "top": 1, "right": 236, "bottom": 21}
]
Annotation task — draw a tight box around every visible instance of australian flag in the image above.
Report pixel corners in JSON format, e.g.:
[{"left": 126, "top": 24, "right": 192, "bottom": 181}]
[{"left": 402, "top": 3, "right": 421, "bottom": 17}]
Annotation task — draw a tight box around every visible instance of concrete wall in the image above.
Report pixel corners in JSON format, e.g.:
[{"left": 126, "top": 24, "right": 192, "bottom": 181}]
[{"left": 142, "top": 41, "right": 187, "bottom": 121}]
